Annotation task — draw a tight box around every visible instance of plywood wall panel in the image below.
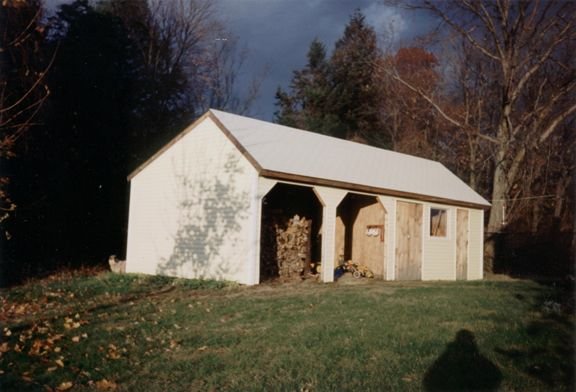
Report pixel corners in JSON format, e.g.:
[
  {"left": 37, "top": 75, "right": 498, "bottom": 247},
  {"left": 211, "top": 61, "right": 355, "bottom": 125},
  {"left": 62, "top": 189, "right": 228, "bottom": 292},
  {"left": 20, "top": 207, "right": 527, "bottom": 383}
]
[{"left": 395, "top": 201, "right": 423, "bottom": 280}]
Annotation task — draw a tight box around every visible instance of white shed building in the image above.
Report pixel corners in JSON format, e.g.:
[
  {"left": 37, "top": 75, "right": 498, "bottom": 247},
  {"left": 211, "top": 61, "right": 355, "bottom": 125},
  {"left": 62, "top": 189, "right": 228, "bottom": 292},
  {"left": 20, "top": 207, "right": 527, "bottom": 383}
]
[{"left": 126, "top": 109, "right": 490, "bottom": 285}]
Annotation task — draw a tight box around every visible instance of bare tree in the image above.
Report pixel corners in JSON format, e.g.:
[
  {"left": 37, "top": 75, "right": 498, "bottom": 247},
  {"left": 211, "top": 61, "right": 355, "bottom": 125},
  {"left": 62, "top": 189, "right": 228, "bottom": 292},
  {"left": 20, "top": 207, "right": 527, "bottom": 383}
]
[
  {"left": 382, "top": 0, "right": 576, "bottom": 270},
  {"left": 205, "top": 35, "right": 266, "bottom": 115},
  {"left": 378, "top": 47, "right": 447, "bottom": 160},
  {"left": 0, "top": 0, "right": 54, "bottom": 224},
  {"left": 108, "top": 0, "right": 262, "bottom": 157}
]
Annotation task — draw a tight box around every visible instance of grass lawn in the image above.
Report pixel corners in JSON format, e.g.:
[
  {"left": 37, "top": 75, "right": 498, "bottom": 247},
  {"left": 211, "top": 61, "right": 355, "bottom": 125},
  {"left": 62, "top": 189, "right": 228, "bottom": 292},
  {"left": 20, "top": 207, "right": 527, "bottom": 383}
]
[{"left": 0, "top": 271, "right": 574, "bottom": 391}]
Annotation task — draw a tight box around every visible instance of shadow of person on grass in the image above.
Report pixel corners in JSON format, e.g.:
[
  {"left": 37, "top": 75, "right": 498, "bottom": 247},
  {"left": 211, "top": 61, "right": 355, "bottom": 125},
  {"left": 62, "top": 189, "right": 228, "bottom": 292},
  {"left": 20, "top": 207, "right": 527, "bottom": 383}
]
[{"left": 423, "top": 329, "right": 502, "bottom": 392}]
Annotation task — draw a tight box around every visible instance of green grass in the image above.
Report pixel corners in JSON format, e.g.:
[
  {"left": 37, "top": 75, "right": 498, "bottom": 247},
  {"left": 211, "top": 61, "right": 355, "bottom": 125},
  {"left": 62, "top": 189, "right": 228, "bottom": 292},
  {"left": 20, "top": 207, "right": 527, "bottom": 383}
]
[{"left": 0, "top": 272, "right": 573, "bottom": 391}]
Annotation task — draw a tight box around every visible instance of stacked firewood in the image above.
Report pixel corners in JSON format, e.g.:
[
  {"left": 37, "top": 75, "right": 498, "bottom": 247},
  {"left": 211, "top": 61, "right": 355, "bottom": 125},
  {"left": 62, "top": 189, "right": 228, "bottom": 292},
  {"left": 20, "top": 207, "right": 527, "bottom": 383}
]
[{"left": 275, "top": 215, "right": 311, "bottom": 280}]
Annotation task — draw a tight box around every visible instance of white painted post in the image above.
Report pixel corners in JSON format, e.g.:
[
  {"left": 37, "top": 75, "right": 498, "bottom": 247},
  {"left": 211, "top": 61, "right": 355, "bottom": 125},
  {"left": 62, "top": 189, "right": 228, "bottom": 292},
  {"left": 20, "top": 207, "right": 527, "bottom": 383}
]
[
  {"left": 378, "top": 196, "right": 396, "bottom": 281},
  {"left": 320, "top": 204, "right": 337, "bottom": 282},
  {"left": 314, "top": 187, "right": 347, "bottom": 283}
]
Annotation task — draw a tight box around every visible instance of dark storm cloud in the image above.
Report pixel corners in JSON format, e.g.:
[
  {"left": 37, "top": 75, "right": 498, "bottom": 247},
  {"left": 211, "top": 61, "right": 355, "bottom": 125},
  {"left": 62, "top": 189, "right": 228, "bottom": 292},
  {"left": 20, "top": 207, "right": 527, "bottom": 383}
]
[
  {"left": 218, "top": 0, "right": 413, "bottom": 120},
  {"left": 45, "top": 0, "right": 431, "bottom": 120}
]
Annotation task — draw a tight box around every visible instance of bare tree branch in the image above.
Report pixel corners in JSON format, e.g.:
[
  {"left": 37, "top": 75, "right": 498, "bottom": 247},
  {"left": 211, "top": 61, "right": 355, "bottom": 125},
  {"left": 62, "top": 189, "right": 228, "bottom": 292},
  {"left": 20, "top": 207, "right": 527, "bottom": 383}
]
[{"left": 422, "top": 0, "right": 500, "bottom": 61}]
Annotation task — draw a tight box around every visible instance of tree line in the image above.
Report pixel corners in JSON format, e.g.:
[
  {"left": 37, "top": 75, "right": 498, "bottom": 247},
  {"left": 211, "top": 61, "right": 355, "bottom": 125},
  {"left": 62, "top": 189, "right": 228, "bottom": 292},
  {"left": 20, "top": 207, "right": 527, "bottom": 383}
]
[
  {"left": 0, "top": 0, "right": 258, "bottom": 286},
  {"left": 1, "top": 1, "right": 573, "bottom": 285},
  {"left": 276, "top": 4, "right": 575, "bottom": 276}
]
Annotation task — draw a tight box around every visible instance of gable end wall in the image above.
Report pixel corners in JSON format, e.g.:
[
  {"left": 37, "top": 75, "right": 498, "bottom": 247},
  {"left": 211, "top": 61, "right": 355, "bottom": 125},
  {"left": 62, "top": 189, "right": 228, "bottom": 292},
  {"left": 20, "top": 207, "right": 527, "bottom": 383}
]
[{"left": 126, "top": 118, "right": 258, "bottom": 284}]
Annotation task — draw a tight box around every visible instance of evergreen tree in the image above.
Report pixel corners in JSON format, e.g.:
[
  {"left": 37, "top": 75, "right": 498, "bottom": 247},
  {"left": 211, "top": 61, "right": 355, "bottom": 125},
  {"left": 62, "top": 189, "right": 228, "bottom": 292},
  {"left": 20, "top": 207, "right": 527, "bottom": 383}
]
[
  {"left": 274, "top": 87, "right": 298, "bottom": 128},
  {"left": 329, "top": 10, "right": 385, "bottom": 144},
  {"left": 275, "top": 39, "right": 338, "bottom": 135},
  {"left": 275, "top": 11, "right": 390, "bottom": 147}
]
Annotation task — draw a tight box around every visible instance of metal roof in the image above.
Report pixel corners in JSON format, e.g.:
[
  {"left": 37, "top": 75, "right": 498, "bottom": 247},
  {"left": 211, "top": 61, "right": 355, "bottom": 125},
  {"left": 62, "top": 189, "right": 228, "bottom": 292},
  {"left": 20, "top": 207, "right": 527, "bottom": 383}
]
[
  {"left": 129, "top": 109, "right": 490, "bottom": 208},
  {"left": 209, "top": 109, "right": 490, "bottom": 208}
]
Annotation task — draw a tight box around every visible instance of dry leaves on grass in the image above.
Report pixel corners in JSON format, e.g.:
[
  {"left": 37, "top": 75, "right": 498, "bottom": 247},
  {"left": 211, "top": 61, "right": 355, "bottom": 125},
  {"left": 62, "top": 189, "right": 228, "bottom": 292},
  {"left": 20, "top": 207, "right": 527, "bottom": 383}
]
[
  {"left": 63, "top": 315, "right": 82, "bottom": 330},
  {"left": 0, "top": 322, "right": 67, "bottom": 359},
  {"left": 105, "top": 344, "right": 126, "bottom": 360},
  {"left": 93, "top": 378, "right": 118, "bottom": 390},
  {"left": 0, "top": 313, "right": 101, "bottom": 390},
  {"left": 56, "top": 381, "right": 74, "bottom": 391},
  {"left": 0, "top": 297, "right": 43, "bottom": 321}
]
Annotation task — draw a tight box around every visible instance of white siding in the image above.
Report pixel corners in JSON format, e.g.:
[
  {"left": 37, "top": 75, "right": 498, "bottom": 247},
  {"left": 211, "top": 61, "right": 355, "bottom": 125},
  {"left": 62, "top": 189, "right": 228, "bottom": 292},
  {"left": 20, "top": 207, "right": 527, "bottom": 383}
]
[
  {"left": 126, "top": 118, "right": 258, "bottom": 284},
  {"left": 467, "top": 209, "right": 484, "bottom": 279},
  {"left": 422, "top": 203, "right": 456, "bottom": 280},
  {"left": 378, "top": 196, "right": 395, "bottom": 280}
]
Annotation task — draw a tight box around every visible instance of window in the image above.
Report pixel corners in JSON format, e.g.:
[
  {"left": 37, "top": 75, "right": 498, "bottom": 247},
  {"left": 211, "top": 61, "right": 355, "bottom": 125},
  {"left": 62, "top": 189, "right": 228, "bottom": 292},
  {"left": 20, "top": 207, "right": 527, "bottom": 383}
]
[{"left": 430, "top": 208, "right": 448, "bottom": 237}]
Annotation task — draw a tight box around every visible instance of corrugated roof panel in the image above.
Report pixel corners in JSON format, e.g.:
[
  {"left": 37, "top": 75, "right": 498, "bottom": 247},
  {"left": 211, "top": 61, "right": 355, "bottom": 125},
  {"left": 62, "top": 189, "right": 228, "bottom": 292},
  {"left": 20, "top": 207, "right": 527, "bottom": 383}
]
[{"left": 210, "top": 109, "right": 489, "bottom": 207}]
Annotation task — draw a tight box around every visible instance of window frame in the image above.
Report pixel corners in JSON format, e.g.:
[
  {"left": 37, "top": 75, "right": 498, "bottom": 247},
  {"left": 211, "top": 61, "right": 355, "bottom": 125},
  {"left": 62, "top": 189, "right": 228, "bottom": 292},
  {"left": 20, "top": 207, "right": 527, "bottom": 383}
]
[{"left": 429, "top": 207, "right": 449, "bottom": 239}]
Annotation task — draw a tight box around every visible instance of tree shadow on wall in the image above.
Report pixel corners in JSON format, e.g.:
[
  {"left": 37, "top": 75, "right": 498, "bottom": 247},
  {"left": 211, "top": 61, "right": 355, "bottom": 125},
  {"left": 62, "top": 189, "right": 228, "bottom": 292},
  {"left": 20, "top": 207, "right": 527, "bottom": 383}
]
[
  {"left": 423, "top": 329, "right": 502, "bottom": 392},
  {"left": 157, "top": 153, "right": 249, "bottom": 280}
]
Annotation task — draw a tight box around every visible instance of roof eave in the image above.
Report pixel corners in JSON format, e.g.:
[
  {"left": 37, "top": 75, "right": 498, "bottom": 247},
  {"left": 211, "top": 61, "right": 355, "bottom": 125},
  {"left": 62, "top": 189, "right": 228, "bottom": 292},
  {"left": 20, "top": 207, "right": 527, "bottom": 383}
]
[{"left": 260, "top": 170, "right": 491, "bottom": 210}]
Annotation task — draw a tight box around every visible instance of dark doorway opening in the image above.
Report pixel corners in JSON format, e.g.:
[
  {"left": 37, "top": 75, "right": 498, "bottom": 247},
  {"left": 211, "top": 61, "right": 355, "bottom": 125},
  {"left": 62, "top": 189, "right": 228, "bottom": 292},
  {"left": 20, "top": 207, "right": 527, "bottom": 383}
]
[{"left": 259, "top": 183, "right": 323, "bottom": 282}]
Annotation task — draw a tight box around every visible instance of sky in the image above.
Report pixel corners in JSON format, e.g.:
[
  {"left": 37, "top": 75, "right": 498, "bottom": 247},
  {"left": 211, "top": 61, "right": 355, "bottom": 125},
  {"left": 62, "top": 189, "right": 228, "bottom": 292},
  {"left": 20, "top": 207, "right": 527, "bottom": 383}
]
[
  {"left": 45, "top": 0, "right": 435, "bottom": 121},
  {"left": 216, "top": 0, "right": 434, "bottom": 120}
]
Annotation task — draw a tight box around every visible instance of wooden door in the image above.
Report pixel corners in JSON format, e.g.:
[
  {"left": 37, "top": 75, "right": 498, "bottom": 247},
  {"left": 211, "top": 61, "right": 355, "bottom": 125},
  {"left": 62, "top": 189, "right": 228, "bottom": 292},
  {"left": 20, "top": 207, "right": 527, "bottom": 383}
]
[
  {"left": 395, "top": 201, "right": 422, "bottom": 280},
  {"left": 456, "top": 209, "right": 469, "bottom": 280}
]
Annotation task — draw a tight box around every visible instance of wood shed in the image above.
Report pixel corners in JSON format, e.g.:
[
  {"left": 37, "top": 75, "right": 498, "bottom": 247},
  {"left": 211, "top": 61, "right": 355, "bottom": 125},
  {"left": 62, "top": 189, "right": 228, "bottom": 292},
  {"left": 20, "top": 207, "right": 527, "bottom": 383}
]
[{"left": 126, "top": 109, "right": 490, "bottom": 285}]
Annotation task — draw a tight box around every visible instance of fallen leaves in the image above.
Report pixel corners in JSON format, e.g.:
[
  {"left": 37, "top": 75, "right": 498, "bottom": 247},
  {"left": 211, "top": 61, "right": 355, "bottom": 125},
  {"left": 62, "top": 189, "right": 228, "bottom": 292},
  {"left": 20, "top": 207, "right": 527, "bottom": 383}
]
[
  {"left": 64, "top": 314, "right": 89, "bottom": 332},
  {"left": 63, "top": 318, "right": 81, "bottom": 330},
  {"left": 1, "top": 322, "right": 67, "bottom": 360},
  {"left": 169, "top": 339, "right": 179, "bottom": 349},
  {"left": 28, "top": 339, "right": 44, "bottom": 356},
  {"left": 56, "top": 381, "right": 74, "bottom": 391},
  {"left": 21, "top": 373, "right": 33, "bottom": 382},
  {"left": 93, "top": 378, "right": 118, "bottom": 390},
  {"left": 0, "top": 296, "right": 45, "bottom": 322},
  {"left": 1, "top": 312, "right": 96, "bottom": 390},
  {"left": 105, "top": 344, "right": 125, "bottom": 360},
  {"left": 0, "top": 273, "right": 183, "bottom": 391}
]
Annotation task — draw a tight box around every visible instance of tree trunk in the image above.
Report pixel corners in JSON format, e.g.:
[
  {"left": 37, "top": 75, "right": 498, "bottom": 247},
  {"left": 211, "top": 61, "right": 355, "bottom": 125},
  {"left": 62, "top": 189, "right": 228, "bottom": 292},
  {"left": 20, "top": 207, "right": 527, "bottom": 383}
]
[
  {"left": 484, "top": 119, "right": 510, "bottom": 272},
  {"left": 485, "top": 173, "right": 507, "bottom": 272},
  {"left": 468, "top": 133, "right": 478, "bottom": 190}
]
